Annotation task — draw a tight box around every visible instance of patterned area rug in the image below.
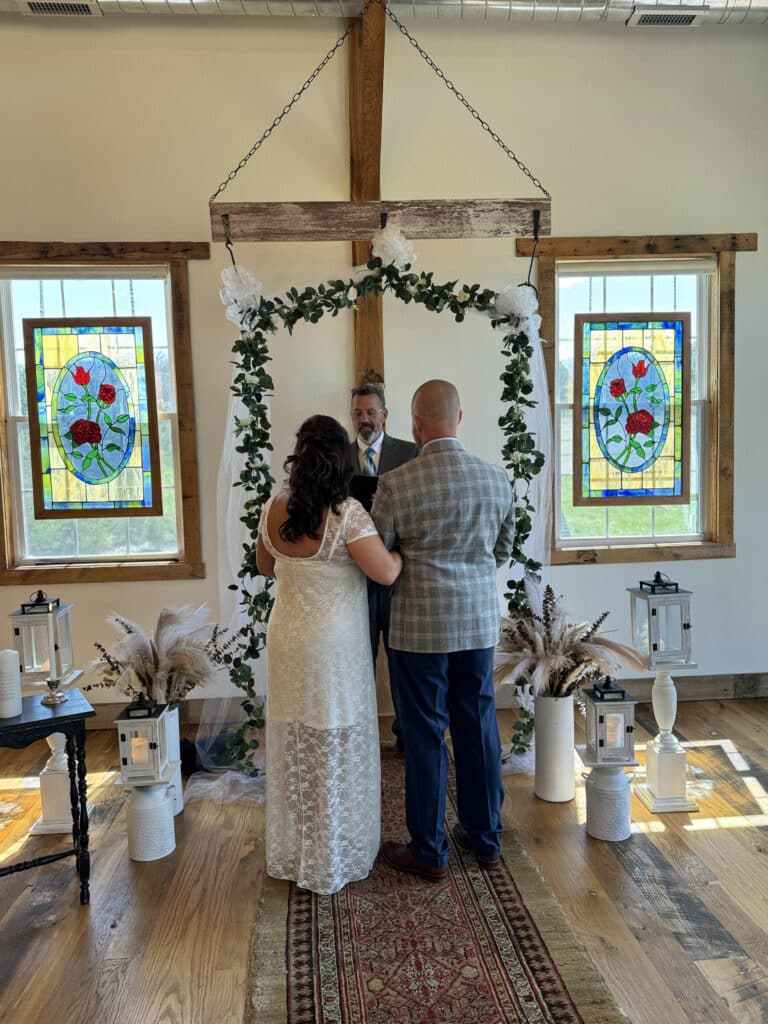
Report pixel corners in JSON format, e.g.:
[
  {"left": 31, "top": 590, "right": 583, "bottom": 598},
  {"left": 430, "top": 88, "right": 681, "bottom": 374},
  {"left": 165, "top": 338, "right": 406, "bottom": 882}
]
[{"left": 246, "top": 751, "right": 627, "bottom": 1024}]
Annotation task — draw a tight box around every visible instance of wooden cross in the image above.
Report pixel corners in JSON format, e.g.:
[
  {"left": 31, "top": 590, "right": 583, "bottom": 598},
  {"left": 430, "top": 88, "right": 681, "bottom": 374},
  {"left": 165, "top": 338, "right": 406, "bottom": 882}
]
[{"left": 209, "top": 5, "right": 551, "bottom": 383}]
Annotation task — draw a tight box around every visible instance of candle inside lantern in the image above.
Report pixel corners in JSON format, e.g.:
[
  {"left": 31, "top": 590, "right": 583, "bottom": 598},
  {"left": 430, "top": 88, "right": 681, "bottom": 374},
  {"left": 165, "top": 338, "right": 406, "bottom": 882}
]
[
  {"left": 130, "top": 736, "right": 150, "bottom": 766},
  {"left": 605, "top": 712, "right": 624, "bottom": 749}
]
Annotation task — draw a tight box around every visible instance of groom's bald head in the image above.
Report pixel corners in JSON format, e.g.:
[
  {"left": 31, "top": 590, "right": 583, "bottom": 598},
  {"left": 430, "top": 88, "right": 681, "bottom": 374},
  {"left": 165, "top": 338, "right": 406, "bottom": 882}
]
[{"left": 411, "top": 380, "right": 462, "bottom": 446}]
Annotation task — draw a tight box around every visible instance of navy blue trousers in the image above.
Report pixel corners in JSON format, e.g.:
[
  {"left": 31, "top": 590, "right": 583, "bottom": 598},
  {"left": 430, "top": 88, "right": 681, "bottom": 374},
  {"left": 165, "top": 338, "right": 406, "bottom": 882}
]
[{"left": 389, "top": 647, "right": 504, "bottom": 868}]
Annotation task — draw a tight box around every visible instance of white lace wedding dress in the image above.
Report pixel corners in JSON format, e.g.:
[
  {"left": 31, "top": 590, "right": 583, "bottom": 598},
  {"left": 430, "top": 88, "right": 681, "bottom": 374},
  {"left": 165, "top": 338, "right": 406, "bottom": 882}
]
[{"left": 259, "top": 495, "right": 382, "bottom": 894}]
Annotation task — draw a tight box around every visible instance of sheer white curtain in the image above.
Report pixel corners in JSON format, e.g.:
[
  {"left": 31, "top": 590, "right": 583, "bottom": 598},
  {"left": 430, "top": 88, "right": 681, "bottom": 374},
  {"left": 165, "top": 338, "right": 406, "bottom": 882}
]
[{"left": 192, "top": 375, "right": 268, "bottom": 802}]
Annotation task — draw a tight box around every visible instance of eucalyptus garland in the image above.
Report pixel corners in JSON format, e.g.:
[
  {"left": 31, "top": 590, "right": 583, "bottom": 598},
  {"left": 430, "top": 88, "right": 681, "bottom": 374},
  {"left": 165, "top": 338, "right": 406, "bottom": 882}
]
[{"left": 221, "top": 257, "right": 544, "bottom": 771}]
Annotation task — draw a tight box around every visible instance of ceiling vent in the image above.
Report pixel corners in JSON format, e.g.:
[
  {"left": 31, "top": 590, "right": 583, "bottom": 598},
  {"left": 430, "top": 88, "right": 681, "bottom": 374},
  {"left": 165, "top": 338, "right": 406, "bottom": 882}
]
[
  {"left": 626, "top": 4, "right": 708, "bottom": 24},
  {"left": 23, "top": 0, "right": 101, "bottom": 13}
]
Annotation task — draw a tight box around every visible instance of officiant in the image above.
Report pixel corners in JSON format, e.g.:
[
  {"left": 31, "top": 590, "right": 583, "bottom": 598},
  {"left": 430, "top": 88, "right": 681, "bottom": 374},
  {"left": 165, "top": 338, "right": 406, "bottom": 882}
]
[{"left": 347, "top": 383, "right": 418, "bottom": 751}]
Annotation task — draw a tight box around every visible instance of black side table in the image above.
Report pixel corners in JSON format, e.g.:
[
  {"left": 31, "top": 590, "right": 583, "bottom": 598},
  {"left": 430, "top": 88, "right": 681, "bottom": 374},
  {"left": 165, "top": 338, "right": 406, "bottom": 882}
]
[{"left": 0, "top": 689, "right": 95, "bottom": 905}]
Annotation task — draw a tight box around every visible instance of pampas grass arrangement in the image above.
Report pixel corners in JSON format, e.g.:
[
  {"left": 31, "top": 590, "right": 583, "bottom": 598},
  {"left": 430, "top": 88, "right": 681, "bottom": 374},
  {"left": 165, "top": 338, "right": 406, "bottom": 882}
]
[
  {"left": 87, "top": 605, "right": 237, "bottom": 707},
  {"left": 495, "top": 585, "right": 648, "bottom": 698}
]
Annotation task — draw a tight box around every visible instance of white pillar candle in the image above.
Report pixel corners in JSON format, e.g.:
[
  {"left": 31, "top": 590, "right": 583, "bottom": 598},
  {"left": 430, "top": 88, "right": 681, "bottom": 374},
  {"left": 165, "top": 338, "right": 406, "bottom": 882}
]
[{"left": 0, "top": 649, "right": 23, "bottom": 719}]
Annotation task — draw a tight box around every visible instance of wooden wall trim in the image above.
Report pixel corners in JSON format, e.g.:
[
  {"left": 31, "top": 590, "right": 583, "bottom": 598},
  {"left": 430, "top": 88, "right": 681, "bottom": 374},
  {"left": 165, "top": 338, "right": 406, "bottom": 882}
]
[
  {"left": 82, "top": 675, "right": 768, "bottom": 728},
  {"left": 550, "top": 542, "right": 736, "bottom": 566},
  {"left": 516, "top": 234, "right": 757, "bottom": 258},
  {"left": 711, "top": 251, "right": 736, "bottom": 546},
  {"left": 0, "top": 242, "right": 210, "bottom": 263},
  {"left": 0, "top": 561, "right": 205, "bottom": 585},
  {"left": 169, "top": 260, "right": 204, "bottom": 576}
]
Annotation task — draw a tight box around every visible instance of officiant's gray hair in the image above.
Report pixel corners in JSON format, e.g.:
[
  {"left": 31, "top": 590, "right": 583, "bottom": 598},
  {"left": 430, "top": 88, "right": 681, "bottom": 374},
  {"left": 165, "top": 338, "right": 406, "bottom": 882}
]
[{"left": 350, "top": 383, "right": 386, "bottom": 407}]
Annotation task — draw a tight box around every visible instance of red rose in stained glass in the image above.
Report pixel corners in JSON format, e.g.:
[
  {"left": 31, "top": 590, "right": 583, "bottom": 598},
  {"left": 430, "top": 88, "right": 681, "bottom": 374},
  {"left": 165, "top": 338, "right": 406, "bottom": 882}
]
[
  {"left": 98, "top": 384, "right": 116, "bottom": 405},
  {"left": 625, "top": 410, "right": 654, "bottom": 435},
  {"left": 70, "top": 419, "right": 102, "bottom": 446},
  {"left": 72, "top": 365, "right": 90, "bottom": 386},
  {"left": 609, "top": 378, "right": 627, "bottom": 398},
  {"left": 632, "top": 359, "right": 649, "bottom": 379}
]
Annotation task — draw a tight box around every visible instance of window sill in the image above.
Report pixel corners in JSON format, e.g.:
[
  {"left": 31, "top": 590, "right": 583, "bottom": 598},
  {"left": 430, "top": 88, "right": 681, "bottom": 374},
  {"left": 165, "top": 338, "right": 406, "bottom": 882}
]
[
  {"left": 551, "top": 541, "right": 735, "bottom": 566},
  {"left": 0, "top": 560, "right": 206, "bottom": 585}
]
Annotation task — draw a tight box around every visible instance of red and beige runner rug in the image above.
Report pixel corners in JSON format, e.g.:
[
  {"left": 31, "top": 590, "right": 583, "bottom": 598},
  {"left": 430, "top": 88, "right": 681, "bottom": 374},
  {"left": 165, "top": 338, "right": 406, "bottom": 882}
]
[{"left": 247, "top": 751, "right": 627, "bottom": 1024}]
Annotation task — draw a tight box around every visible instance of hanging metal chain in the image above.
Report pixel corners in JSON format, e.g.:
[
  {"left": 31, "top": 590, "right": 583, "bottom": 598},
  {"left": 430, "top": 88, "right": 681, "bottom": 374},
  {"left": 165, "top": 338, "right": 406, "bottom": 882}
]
[
  {"left": 381, "top": 4, "right": 550, "bottom": 199},
  {"left": 209, "top": 0, "right": 549, "bottom": 203},
  {"left": 209, "top": 0, "right": 378, "bottom": 204}
]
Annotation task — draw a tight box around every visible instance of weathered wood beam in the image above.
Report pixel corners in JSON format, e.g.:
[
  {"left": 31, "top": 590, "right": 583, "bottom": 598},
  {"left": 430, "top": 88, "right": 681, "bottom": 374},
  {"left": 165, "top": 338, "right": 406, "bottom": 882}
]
[
  {"left": 348, "top": 4, "right": 386, "bottom": 384},
  {"left": 516, "top": 233, "right": 756, "bottom": 258},
  {"left": 0, "top": 242, "right": 210, "bottom": 263},
  {"left": 210, "top": 199, "right": 550, "bottom": 243}
]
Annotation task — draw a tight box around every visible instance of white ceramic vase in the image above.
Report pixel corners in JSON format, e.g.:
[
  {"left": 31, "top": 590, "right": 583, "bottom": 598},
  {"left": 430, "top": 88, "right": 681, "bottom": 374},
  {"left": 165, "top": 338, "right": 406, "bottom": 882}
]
[{"left": 533, "top": 693, "right": 576, "bottom": 802}]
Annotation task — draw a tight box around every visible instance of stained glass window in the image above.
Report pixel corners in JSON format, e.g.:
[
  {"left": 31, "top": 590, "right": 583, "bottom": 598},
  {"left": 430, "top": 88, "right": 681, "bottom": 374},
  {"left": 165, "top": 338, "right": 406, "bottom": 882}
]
[
  {"left": 573, "top": 314, "right": 690, "bottom": 506},
  {"left": 23, "top": 318, "right": 162, "bottom": 518}
]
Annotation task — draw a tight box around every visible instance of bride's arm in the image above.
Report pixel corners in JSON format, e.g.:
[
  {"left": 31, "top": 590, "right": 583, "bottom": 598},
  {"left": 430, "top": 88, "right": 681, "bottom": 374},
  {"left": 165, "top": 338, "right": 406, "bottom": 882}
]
[
  {"left": 347, "top": 535, "right": 402, "bottom": 586},
  {"left": 256, "top": 535, "right": 276, "bottom": 578}
]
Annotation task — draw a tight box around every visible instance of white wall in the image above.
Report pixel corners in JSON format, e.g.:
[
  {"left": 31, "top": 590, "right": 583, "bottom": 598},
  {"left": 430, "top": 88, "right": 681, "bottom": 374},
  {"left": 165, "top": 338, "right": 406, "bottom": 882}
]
[{"left": 0, "top": 17, "right": 765, "bottom": 701}]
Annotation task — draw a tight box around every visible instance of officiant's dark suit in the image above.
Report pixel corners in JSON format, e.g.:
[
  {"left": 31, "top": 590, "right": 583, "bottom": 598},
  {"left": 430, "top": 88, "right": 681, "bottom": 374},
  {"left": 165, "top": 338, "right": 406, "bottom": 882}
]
[
  {"left": 372, "top": 380, "right": 515, "bottom": 878},
  {"left": 347, "top": 386, "right": 418, "bottom": 749}
]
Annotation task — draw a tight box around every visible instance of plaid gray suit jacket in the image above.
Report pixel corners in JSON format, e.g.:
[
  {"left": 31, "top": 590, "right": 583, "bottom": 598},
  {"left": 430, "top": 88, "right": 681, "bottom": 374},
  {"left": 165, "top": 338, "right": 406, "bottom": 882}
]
[{"left": 371, "top": 438, "right": 516, "bottom": 653}]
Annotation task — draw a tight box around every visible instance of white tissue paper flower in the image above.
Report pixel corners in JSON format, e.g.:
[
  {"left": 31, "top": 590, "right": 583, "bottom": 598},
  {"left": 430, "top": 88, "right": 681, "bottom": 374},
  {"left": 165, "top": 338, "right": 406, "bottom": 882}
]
[
  {"left": 495, "top": 283, "right": 539, "bottom": 320},
  {"left": 456, "top": 289, "right": 470, "bottom": 303},
  {"left": 371, "top": 224, "right": 416, "bottom": 271},
  {"left": 219, "top": 266, "right": 262, "bottom": 327},
  {"left": 347, "top": 286, "right": 358, "bottom": 302}
]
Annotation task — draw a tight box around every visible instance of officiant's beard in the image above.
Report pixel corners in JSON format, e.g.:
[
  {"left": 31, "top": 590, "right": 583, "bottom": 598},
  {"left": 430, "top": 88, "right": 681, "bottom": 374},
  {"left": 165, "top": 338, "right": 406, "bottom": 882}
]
[{"left": 357, "top": 425, "right": 383, "bottom": 444}]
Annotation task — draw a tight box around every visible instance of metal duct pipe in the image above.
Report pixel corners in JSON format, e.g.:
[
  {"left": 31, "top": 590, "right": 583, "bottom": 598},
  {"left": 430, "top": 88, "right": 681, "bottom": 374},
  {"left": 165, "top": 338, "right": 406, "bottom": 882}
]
[{"left": 5, "top": 0, "right": 768, "bottom": 24}]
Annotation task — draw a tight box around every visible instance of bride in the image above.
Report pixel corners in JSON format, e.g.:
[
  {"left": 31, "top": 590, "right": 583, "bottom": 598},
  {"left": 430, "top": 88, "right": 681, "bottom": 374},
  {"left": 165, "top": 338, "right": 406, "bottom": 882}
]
[{"left": 256, "top": 415, "right": 402, "bottom": 894}]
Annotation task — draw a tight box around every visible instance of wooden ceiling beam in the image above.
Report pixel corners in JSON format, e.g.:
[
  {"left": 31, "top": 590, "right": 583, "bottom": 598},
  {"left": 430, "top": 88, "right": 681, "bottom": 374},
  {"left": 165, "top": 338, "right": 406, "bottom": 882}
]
[{"left": 348, "top": 4, "right": 386, "bottom": 384}]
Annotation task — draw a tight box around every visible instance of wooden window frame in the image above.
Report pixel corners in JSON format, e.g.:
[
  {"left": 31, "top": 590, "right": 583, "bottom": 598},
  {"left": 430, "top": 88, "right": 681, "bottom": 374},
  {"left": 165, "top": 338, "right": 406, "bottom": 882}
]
[
  {"left": 515, "top": 234, "right": 758, "bottom": 566},
  {"left": 0, "top": 242, "right": 210, "bottom": 584}
]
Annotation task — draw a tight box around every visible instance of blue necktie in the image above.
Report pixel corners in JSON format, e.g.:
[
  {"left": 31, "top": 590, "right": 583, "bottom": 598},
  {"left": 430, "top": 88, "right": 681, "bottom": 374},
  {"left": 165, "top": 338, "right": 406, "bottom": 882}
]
[{"left": 364, "top": 447, "right": 376, "bottom": 476}]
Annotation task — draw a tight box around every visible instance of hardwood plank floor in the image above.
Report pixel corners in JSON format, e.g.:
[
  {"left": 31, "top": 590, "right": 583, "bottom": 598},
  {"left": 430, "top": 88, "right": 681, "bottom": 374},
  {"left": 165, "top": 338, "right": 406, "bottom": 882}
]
[{"left": 0, "top": 701, "right": 767, "bottom": 1024}]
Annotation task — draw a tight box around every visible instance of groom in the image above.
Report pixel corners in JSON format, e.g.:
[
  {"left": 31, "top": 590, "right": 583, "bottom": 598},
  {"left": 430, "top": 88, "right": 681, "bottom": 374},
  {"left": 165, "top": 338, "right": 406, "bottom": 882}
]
[{"left": 371, "top": 380, "right": 516, "bottom": 881}]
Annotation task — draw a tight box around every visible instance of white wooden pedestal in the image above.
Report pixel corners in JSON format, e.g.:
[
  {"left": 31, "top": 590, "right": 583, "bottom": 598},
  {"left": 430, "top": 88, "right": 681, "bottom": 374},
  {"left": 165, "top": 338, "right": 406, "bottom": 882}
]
[
  {"left": 635, "top": 667, "right": 698, "bottom": 813},
  {"left": 29, "top": 732, "right": 76, "bottom": 835}
]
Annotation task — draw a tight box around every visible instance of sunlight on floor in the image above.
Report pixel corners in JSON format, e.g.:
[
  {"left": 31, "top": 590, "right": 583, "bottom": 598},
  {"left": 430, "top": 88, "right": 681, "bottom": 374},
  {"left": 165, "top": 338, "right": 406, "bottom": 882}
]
[{"left": 0, "top": 770, "right": 117, "bottom": 792}]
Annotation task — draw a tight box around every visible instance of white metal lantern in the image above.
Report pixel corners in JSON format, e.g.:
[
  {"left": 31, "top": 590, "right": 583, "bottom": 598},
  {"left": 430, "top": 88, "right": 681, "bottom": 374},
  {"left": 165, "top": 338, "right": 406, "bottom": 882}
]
[
  {"left": 115, "top": 699, "right": 170, "bottom": 784},
  {"left": 9, "top": 589, "right": 77, "bottom": 687},
  {"left": 583, "top": 677, "right": 637, "bottom": 765},
  {"left": 627, "top": 571, "right": 692, "bottom": 669}
]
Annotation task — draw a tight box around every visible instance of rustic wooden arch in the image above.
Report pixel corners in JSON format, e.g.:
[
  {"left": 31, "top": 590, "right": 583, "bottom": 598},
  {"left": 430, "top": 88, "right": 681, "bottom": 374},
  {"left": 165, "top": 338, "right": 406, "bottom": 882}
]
[{"left": 209, "top": 2, "right": 551, "bottom": 384}]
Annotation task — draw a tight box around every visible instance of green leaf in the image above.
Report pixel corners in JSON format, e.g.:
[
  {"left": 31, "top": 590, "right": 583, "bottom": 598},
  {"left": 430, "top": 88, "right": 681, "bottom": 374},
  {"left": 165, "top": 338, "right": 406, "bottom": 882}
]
[
  {"left": 645, "top": 383, "right": 659, "bottom": 392},
  {"left": 598, "top": 407, "right": 612, "bottom": 417},
  {"left": 110, "top": 426, "right": 126, "bottom": 436},
  {"left": 105, "top": 443, "right": 121, "bottom": 452},
  {"left": 607, "top": 435, "right": 623, "bottom": 443},
  {"left": 115, "top": 414, "right": 129, "bottom": 423}
]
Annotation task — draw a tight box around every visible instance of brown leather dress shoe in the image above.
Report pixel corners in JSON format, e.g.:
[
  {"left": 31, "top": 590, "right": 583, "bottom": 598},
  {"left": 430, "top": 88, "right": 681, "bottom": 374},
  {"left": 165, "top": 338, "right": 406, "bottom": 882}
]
[
  {"left": 380, "top": 841, "right": 448, "bottom": 883},
  {"left": 451, "top": 823, "right": 501, "bottom": 868}
]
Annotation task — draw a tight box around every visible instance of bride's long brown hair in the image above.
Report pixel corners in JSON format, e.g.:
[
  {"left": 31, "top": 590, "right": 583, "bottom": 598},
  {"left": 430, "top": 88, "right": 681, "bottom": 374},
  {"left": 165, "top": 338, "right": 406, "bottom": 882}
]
[{"left": 280, "top": 415, "right": 352, "bottom": 542}]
